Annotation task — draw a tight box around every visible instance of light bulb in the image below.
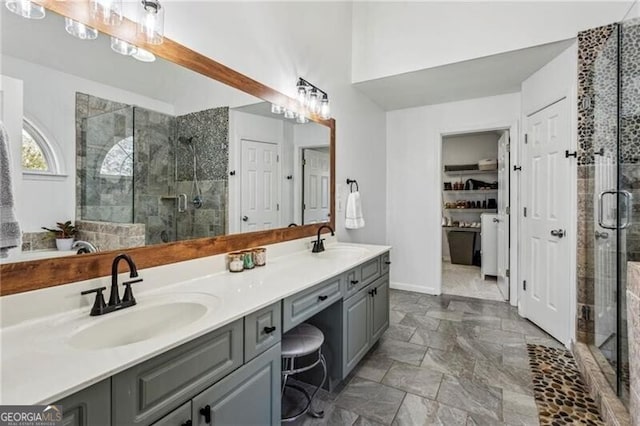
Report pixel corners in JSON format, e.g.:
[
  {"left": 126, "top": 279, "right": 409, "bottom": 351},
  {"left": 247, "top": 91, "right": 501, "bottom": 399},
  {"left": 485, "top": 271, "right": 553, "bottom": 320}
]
[
  {"left": 111, "top": 37, "right": 138, "bottom": 56},
  {"left": 138, "top": 0, "right": 165, "bottom": 45},
  {"left": 320, "top": 96, "right": 330, "bottom": 119},
  {"left": 64, "top": 18, "right": 99, "bottom": 40},
  {"left": 271, "top": 104, "right": 284, "bottom": 114},
  {"left": 132, "top": 48, "right": 156, "bottom": 62},
  {"left": 5, "top": 0, "right": 45, "bottom": 19},
  {"left": 297, "top": 85, "right": 307, "bottom": 106},
  {"left": 90, "top": 0, "right": 122, "bottom": 25},
  {"left": 308, "top": 89, "right": 319, "bottom": 114}
]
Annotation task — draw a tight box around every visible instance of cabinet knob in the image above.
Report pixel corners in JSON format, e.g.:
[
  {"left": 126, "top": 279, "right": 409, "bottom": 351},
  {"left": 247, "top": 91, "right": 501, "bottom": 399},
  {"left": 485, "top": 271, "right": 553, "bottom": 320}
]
[
  {"left": 384, "top": 261, "right": 391, "bottom": 265},
  {"left": 350, "top": 280, "right": 359, "bottom": 285},
  {"left": 263, "top": 326, "right": 276, "bottom": 334},
  {"left": 200, "top": 405, "right": 211, "bottom": 424},
  {"left": 318, "top": 295, "right": 328, "bottom": 301}
]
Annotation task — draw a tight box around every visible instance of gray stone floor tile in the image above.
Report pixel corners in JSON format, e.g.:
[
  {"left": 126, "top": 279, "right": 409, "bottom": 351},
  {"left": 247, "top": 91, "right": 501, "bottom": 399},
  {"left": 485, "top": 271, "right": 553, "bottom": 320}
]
[
  {"left": 391, "top": 301, "right": 430, "bottom": 315},
  {"left": 524, "top": 334, "right": 565, "bottom": 349},
  {"left": 382, "top": 323, "right": 416, "bottom": 342},
  {"left": 399, "top": 313, "right": 440, "bottom": 331},
  {"left": 462, "top": 313, "right": 502, "bottom": 330},
  {"left": 453, "top": 334, "right": 503, "bottom": 364},
  {"left": 354, "top": 354, "right": 394, "bottom": 382},
  {"left": 472, "top": 326, "right": 525, "bottom": 346},
  {"left": 390, "top": 290, "right": 422, "bottom": 305},
  {"left": 353, "top": 416, "right": 387, "bottom": 426},
  {"left": 426, "top": 307, "right": 465, "bottom": 322},
  {"left": 335, "top": 378, "right": 405, "bottom": 425},
  {"left": 409, "top": 328, "right": 455, "bottom": 351},
  {"left": 389, "top": 310, "right": 406, "bottom": 325},
  {"left": 373, "top": 337, "right": 428, "bottom": 366},
  {"left": 392, "top": 393, "right": 467, "bottom": 426},
  {"left": 473, "top": 359, "right": 534, "bottom": 396},
  {"left": 420, "top": 347, "right": 476, "bottom": 379},
  {"left": 381, "top": 362, "right": 443, "bottom": 398},
  {"left": 501, "top": 390, "right": 539, "bottom": 426},
  {"left": 436, "top": 375, "right": 503, "bottom": 421}
]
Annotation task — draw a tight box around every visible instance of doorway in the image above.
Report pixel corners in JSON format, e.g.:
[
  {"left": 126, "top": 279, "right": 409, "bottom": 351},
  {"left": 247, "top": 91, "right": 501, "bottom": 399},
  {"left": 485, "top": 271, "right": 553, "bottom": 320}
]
[{"left": 441, "top": 130, "right": 510, "bottom": 302}]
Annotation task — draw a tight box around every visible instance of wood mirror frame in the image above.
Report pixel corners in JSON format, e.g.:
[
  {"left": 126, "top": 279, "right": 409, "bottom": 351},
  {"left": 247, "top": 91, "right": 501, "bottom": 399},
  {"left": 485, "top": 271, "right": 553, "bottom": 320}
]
[{"left": 0, "top": 0, "right": 336, "bottom": 296}]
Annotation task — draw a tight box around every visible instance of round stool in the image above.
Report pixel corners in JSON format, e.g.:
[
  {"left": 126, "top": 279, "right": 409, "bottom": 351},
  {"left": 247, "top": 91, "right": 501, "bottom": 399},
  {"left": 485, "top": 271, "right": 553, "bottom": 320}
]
[{"left": 281, "top": 323, "right": 327, "bottom": 422}]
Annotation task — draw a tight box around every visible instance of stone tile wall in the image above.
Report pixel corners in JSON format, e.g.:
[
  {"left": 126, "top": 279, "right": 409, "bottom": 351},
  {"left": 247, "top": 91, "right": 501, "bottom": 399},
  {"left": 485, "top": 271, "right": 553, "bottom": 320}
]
[
  {"left": 20, "top": 231, "right": 55, "bottom": 251},
  {"left": 75, "top": 220, "right": 145, "bottom": 251},
  {"left": 627, "top": 262, "right": 640, "bottom": 425}
]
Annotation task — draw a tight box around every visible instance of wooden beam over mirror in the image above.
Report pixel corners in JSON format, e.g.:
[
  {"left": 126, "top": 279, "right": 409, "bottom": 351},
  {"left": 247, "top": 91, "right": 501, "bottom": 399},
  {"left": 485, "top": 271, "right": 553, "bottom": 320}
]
[{"left": 0, "top": 1, "right": 336, "bottom": 296}]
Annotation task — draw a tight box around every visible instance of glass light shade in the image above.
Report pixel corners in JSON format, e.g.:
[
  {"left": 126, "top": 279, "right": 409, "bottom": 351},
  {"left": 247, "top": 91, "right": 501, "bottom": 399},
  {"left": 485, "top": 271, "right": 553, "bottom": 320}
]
[
  {"left": 132, "top": 48, "right": 156, "bottom": 62},
  {"left": 284, "top": 109, "right": 296, "bottom": 119},
  {"left": 5, "top": 0, "right": 45, "bottom": 19},
  {"left": 320, "top": 97, "right": 330, "bottom": 120},
  {"left": 90, "top": 0, "right": 123, "bottom": 26},
  {"left": 271, "top": 104, "right": 284, "bottom": 114},
  {"left": 64, "top": 18, "right": 99, "bottom": 41},
  {"left": 111, "top": 37, "right": 138, "bottom": 56},
  {"left": 297, "top": 86, "right": 307, "bottom": 106},
  {"left": 308, "top": 89, "right": 319, "bottom": 114},
  {"left": 296, "top": 112, "right": 309, "bottom": 124},
  {"left": 138, "top": 0, "right": 165, "bottom": 45}
]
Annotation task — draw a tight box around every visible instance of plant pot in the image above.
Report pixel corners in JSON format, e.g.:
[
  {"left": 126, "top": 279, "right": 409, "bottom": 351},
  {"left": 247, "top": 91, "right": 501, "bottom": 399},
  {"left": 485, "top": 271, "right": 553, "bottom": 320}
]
[{"left": 56, "top": 238, "right": 74, "bottom": 251}]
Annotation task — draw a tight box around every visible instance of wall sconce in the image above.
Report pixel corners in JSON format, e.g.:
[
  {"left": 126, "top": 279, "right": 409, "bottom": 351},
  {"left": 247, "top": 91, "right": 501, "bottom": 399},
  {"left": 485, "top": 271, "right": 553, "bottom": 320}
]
[
  {"left": 138, "top": 0, "right": 165, "bottom": 45},
  {"left": 5, "top": 0, "right": 45, "bottom": 19},
  {"left": 272, "top": 78, "right": 331, "bottom": 121}
]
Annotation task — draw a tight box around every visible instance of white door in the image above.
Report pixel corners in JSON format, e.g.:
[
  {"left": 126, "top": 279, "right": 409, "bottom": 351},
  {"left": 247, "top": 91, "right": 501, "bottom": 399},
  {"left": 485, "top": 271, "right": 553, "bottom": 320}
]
[
  {"left": 594, "top": 149, "right": 617, "bottom": 347},
  {"left": 497, "top": 130, "right": 510, "bottom": 300},
  {"left": 241, "top": 139, "right": 279, "bottom": 232},
  {"left": 302, "top": 149, "right": 330, "bottom": 224},
  {"left": 522, "top": 98, "right": 571, "bottom": 344}
]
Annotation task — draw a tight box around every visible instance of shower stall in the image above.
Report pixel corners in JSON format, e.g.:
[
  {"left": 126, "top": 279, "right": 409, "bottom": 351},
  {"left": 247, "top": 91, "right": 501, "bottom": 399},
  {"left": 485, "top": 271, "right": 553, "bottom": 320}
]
[
  {"left": 77, "top": 94, "right": 229, "bottom": 246},
  {"left": 586, "top": 8, "right": 640, "bottom": 407}
]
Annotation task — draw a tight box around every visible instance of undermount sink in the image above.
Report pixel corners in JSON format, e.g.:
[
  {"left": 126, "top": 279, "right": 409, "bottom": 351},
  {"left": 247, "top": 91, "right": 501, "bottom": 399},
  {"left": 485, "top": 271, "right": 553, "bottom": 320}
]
[
  {"left": 67, "top": 295, "right": 216, "bottom": 350},
  {"left": 316, "top": 246, "right": 370, "bottom": 260}
]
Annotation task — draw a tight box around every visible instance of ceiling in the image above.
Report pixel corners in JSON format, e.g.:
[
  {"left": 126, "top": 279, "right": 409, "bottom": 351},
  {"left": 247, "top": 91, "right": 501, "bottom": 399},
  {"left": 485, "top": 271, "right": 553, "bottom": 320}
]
[{"left": 353, "top": 39, "right": 575, "bottom": 111}]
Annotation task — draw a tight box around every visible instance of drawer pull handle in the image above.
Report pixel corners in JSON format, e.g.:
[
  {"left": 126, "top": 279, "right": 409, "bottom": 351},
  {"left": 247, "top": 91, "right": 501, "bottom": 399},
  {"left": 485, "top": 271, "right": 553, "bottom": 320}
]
[
  {"left": 374, "top": 287, "right": 378, "bottom": 296},
  {"left": 385, "top": 261, "right": 391, "bottom": 265},
  {"left": 350, "top": 280, "right": 359, "bottom": 285},
  {"left": 182, "top": 421, "right": 192, "bottom": 426},
  {"left": 369, "top": 289, "right": 375, "bottom": 297},
  {"left": 263, "top": 326, "right": 277, "bottom": 334},
  {"left": 200, "top": 405, "right": 211, "bottom": 424},
  {"left": 318, "top": 295, "right": 328, "bottom": 301}
]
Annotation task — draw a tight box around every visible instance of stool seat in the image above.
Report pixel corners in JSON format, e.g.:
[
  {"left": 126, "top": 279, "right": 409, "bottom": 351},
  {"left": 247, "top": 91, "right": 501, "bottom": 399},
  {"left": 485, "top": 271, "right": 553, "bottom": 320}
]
[{"left": 282, "top": 323, "right": 324, "bottom": 357}]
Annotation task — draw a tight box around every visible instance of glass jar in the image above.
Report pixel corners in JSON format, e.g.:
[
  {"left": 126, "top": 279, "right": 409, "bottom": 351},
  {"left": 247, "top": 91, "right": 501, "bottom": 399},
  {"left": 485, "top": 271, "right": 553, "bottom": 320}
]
[
  {"left": 254, "top": 248, "right": 267, "bottom": 266},
  {"left": 242, "top": 250, "right": 255, "bottom": 269},
  {"left": 228, "top": 252, "right": 244, "bottom": 273}
]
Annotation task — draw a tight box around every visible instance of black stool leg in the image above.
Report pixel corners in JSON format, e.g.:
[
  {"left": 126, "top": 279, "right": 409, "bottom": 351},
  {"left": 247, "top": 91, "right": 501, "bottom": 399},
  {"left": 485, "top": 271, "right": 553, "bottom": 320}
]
[{"left": 307, "top": 352, "right": 327, "bottom": 418}]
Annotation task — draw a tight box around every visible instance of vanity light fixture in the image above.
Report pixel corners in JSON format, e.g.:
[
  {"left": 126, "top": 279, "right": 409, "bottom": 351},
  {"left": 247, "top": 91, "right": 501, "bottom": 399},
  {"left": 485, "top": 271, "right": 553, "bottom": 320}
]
[
  {"left": 90, "top": 0, "right": 123, "bottom": 26},
  {"left": 271, "top": 104, "right": 285, "bottom": 114},
  {"left": 110, "top": 36, "right": 138, "bottom": 56},
  {"left": 138, "top": 0, "right": 164, "bottom": 45},
  {"left": 283, "top": 109, "right": 296, "bottom": 120},
  {"left": 64, "top": 17, "right": 99, "bottom": 40},
  {"left": 5, "top": 0, "right": 45, "bottom": 19},
  {"left": 132, "top": 48, "right": 156, "bottom": 63},
  {"left": 295, "top": 78, "right": 331, "bottom": 120},
  {"left": 296, "top": 112, "right": 309, "bottom": 124}
]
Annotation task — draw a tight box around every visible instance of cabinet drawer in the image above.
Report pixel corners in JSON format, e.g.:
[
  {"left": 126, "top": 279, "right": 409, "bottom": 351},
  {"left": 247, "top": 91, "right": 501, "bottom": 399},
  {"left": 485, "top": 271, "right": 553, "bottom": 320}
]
[
  {"left": 55, "top": 379, "right": 111, "bottom": 426},
  {"left": 151, "top": 402, "right": 191, "bottom": 426},
  {"left": 380, "top": 252, "right": 391, "bottom": 274},
  {"left": 359, "top": 257, "right": 381, "bottom": 287},
  {"left": 112, "top": 319, "right": 243, "bottom": 426},
  {"left": 344, "top": 267, "right": 363, "bottom": 299},
  {"left": 283, "top": 276, "right": 342, "bottom": 332},
  {"left": 245, "top": 302, "right": 281, "bottom": 361}
]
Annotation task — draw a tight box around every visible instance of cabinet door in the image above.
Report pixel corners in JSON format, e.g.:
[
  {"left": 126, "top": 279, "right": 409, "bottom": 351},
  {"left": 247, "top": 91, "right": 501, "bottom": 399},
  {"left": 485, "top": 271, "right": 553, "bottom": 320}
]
[
  {"left": 151, "top": 402, "right": 191, "bottom": 426},
  {"left": 192, "top": 344, "right": 281, "bottom": 426},
  {"left": 244, "top": 301, "right": 281, "bottom": 362},
  {"left": 55, "top": 379, "right": 110, "bottom": 426},
  {"left": 370, "top": 275, "right": 390, "bottom": 342},
  {"left": 342, "top": 287, "right": 371, "bottom": 377}
]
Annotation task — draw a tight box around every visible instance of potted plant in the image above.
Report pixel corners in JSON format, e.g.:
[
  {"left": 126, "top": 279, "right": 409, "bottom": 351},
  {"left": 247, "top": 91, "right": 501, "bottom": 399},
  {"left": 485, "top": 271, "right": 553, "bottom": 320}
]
[{"left": 42, "top": 221, "right": 77, "bottom": 251}]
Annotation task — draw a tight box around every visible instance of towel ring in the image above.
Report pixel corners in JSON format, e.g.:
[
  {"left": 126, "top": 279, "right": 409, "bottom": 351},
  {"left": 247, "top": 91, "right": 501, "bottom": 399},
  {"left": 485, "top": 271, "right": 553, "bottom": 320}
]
[{"left": 346, "top": 179, "right": 359, "bottom": 193}]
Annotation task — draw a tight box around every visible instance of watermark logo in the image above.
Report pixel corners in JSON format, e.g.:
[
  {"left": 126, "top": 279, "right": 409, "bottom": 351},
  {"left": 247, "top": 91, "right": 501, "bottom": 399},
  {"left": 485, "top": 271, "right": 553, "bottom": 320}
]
[{"left": 0, "top": 405, "right": 62, "bottom": 426}]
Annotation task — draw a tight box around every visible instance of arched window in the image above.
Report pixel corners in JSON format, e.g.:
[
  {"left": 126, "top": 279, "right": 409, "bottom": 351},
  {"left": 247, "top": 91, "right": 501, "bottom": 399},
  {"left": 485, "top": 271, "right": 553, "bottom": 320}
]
[
  {"left": 100, "top": 136, "right": 133, "bottom": 177},
  {"left": 21, "top": 120, "right": 59, "bottom": 174}
]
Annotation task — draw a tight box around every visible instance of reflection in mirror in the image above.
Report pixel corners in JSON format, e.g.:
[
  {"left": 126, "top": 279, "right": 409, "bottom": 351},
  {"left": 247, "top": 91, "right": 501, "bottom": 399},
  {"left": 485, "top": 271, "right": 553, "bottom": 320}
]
[{"left": 0, "top": 7, "right": 331, "bottom": 264}]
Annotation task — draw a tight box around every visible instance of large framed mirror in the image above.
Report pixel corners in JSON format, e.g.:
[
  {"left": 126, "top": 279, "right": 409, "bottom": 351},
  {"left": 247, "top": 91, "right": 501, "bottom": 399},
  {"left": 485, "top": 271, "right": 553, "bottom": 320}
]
[{"left": 0, "top": 0, "right": 335, "bottom": 295}]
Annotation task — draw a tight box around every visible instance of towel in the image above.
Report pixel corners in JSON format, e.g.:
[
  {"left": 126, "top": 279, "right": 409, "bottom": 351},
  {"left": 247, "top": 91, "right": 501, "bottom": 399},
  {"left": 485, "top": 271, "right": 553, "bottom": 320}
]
[
  {"left": 345, "top": 191, "right": 365, "bottom": 229},
  {"left": 0, "top": 122, "right": 21, "bottom": 257}
]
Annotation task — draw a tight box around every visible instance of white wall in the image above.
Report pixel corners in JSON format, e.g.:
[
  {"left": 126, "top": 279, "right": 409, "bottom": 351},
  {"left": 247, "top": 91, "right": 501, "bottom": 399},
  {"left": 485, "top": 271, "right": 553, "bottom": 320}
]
[
  {"left": 386, "top": 93, "right": 520, "bottom": 294},
  {"left": 1, "top": 55, "right": 174, "bottom": 232},
  {"left": 441, "top": 133, "right": 499, "bottom": 260},
  {"left": 352, "top": 1, "right": 632, "bottom": 83},
  {"left": 164, "top": 2, "right": 387, "bottom": 244}
]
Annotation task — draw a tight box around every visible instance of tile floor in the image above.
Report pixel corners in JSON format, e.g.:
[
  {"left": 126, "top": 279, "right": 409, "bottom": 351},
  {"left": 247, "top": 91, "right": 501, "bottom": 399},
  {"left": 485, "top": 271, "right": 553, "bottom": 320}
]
[
  {"left": 286, "top": 289, "right": 567, "bottom": 426},
  {"left": 442, "top": 261, "right": 504, "bottom": 301}
]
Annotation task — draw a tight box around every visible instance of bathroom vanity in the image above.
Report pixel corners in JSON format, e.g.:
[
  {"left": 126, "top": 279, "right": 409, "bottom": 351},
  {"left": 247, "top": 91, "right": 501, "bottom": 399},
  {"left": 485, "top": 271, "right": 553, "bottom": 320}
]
[{"left": 0, "top": 240, "right": 390, "bottom": 426}]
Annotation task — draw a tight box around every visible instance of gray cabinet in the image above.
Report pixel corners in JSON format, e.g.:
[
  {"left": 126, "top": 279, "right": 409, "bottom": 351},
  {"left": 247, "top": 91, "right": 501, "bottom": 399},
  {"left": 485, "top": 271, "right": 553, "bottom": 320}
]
[
  {"left": 282, "top": 275, "right": 342, "bottom": 332},
  {"left": 359, "top": 257, "right": 381, "bottom": 287},
  {"left": 151, "top": 402, "right": 191, "bottom": 426},
  {"left": 370, "top": 275, "right": 390, "bottom": 342},
  {"left": 192, "top": 344, "right": 281, "bottom": 426},
  {"left": 56, "top": 379, "right": 110, "bottom": 426},
  {"left": 381, "top": 252, "right": 391, "bottom": 274},
  {"left": 344, "top": 267, "right": 362, "bottom": 298},
  {"left": 343, "top": 286, "right": 371, "bottom": 373},
  {"left": 112, "top": 319, "right": 243, "bottom": 426},
  {"left": 244, "top": 301, "right": 281, "bottom": 362}
]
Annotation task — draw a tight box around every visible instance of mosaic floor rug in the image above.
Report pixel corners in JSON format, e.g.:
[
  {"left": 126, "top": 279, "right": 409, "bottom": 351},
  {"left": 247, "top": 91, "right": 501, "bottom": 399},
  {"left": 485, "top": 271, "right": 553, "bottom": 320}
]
[{"left": 527, "top": 344, "right": 604, "bottom": 426}]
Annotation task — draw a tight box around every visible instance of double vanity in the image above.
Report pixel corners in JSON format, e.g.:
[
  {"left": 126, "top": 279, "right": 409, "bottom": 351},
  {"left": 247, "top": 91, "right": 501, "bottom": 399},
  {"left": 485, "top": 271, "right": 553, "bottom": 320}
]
[{"left": 0, "top": 238, "right": 390, "bottom": 426}]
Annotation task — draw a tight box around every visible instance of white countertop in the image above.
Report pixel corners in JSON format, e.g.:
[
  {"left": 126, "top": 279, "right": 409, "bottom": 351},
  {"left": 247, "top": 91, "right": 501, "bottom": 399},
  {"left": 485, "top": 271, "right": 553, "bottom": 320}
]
[{"left": 0, "top": 240, "right": 390, "bottom": 405}]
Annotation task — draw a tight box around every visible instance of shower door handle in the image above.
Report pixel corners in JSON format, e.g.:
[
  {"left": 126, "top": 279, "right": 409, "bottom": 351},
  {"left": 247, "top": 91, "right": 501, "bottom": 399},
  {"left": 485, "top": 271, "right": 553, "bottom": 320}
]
[
  {"left": 178, "top": 194, "right": 187, "bottom": 213},
  {"left": 620, "top": 190, "right": 632, "bottom": 229},
  {"left": 598, "top": 190, "right": 618, "bottom": 230}
]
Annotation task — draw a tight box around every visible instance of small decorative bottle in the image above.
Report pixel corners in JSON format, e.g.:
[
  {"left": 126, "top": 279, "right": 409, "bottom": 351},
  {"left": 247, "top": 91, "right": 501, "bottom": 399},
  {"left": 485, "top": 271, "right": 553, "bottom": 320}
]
[
  {"left": 254, "top": 248, "right": 267, "bottom": 266},
  {"left": 242, "top": 250, "right": 255, "bottom": 269},
  {"left": 228, "top": 252, "right": 244, "bottom": 273}
]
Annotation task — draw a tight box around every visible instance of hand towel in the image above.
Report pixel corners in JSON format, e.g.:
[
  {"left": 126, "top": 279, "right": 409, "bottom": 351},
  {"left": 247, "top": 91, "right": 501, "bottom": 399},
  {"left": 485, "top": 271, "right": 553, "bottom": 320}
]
[
  {"left": 345, "top": 191, "right": 365, "bottom": 229},
  {"left": 0, "top": 122, "right": 21, "bottom": 257}
]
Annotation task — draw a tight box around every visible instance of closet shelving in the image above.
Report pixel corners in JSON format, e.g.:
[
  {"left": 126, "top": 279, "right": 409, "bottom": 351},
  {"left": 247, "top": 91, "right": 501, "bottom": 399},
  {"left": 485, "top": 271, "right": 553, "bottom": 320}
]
[{"left": 442, "top": 167, "right": 498, "bottom": 231}]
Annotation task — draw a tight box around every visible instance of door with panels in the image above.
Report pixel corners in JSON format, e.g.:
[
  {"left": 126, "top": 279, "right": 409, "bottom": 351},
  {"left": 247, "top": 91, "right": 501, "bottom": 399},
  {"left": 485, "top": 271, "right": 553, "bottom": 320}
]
[
  {"left": 302, "top": 148, "right": 330, "bottom": 224},
  {"left": 241, "top": 139, "right": 279, "bottom": 232},
  {"left": 522, "top": 98, "right": 571, "bottom": 344}
]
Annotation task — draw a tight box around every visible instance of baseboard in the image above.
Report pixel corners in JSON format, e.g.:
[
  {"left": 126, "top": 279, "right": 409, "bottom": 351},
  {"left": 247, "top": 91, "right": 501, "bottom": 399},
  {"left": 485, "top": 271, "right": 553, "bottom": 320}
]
[{"left": 390, "top": 281, "right": 439, "bottom": 295}]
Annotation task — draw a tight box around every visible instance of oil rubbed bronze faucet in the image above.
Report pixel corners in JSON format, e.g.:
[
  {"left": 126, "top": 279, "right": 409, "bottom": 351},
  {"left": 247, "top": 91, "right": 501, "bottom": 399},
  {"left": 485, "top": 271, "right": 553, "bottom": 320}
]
[
  {"left": 312, "top": 225, "right": 335, "bottom": 253},
  {"left": 81, "top": 253, "right": 143, "bottom": 316}
]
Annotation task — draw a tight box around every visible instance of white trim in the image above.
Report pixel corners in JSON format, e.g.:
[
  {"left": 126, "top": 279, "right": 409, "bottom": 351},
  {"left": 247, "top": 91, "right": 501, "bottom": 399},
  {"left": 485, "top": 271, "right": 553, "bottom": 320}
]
[
  {"left": 391, "top": 281, "right": 439, "bottom": 295},
  {"left": 22, "top": 171, "right": 67, "bottom": 181},
  {"left": 21, "top": 118, "right": 63, "bottom": 175}
]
